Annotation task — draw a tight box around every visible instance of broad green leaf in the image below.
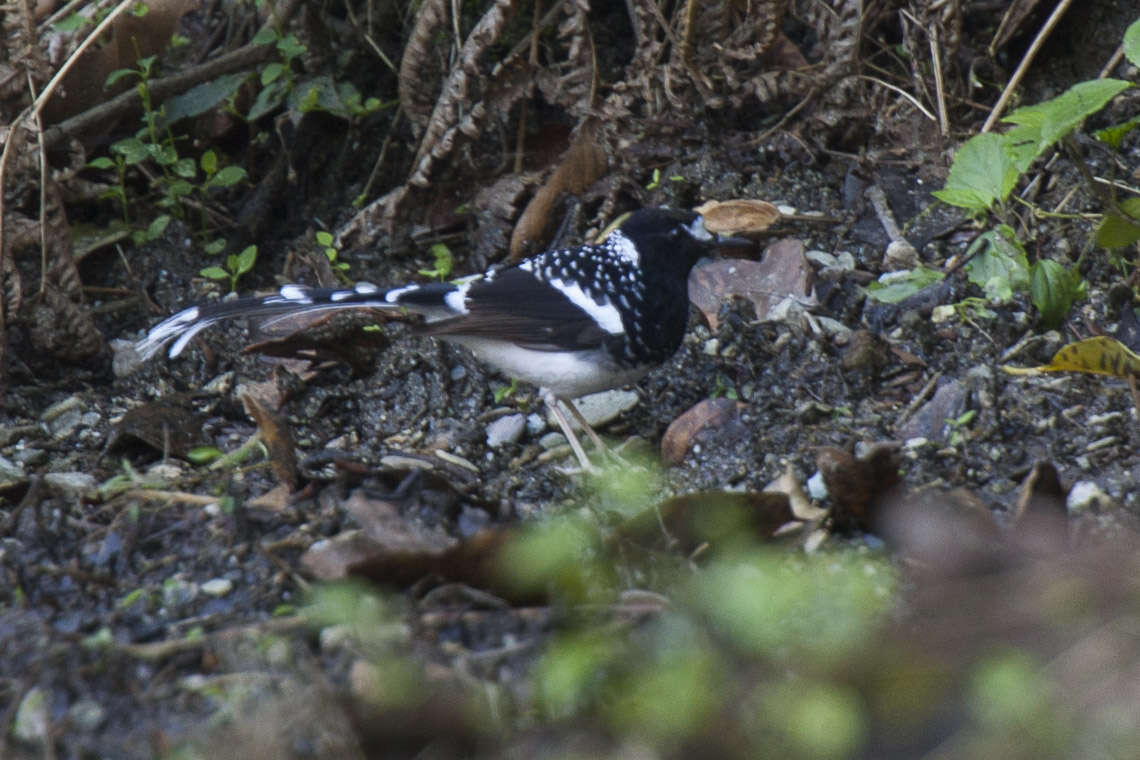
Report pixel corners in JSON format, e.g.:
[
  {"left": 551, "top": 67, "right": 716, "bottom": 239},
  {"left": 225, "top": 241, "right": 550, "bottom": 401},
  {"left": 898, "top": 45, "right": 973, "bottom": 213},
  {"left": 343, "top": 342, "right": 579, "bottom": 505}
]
[
  {"left": 965, "top": 225, "right": 1029, "bottom": 303},
  {"left": 187, "top": 446, "right": 223, "bottom": 464},
  {"left": 932, "top": 133, "right": 1018, "bottom": 212},
  {"left": 173, "top": 157, "right": 197, "bottom": 178},
  {"left": 234, "top": 245, "right": 257, "bottom": 275},
  {"left": 248, "top": 79, "right": 286, "bottom": 121},
  {"left": 104, "top": 67, "right": 138, "bottom": 89},
  {"left": 1094, "top": 116, "right": 1140, "bottom": 150},
  {"left": 200, "top": 150, "right": 218, "bottom": 175},
  {"left": 87, "top": 157, "right": 115, "bottom": 169},
  {"left": 260, "top": 62, "right": 284, "bottom": 86},
  {"left": 146, "top": 214, "right": 171, "bottom": 241},
  {"left": 251, "top": 27, "right": 277, "bottom": 46},
  {"left": 204, "top": 238, "right": 226, "bottom": 255},
  {"left": 1096, "top": 197, "right": 1140, "bottom": 249},
  {"left": 1125, "top": 18, "right": 1140, "bottom": 67},
  {"left": 864, "top": 266, "right": 945, "bottom": 304},
  {"left": 112, "top": 137, "right": 149, "bottom": 165},
  {"left": 163, "top": 73, "right": 248, "bottom": 124},
  {"left": 200, "top": 266, "right": 229, "bottom": 280},
  {"left": 1003, "top": 79, "right": 1131, "bottom": 166},
  {"left": 1029, "top": 259, "right": 1081, "bottom": 328},
  {"left": 207, "top": 166, "right": 246, "bottom": 188},
  {"left": 165, "top": 180, "right": 193, "bottom": 199},
  {"left": 52, "top": 12, "right": 89, "bottom": 31}
]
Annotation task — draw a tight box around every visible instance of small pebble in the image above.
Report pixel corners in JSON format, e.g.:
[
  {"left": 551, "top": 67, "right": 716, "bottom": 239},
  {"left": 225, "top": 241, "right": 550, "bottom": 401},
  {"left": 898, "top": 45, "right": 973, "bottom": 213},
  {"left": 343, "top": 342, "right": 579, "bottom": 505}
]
[
  {"left": 485, "top": 414, "right": 526, "bottom": 448},
  {"left": 201, "top": 578, "right": 233, "bottom": 597}
]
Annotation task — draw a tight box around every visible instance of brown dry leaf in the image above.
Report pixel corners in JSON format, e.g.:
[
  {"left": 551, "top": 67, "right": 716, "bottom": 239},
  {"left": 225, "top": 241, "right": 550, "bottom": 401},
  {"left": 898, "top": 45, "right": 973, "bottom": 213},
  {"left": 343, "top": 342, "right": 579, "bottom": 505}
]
[
  {"left": 612, "top": 490, "right": 796, "bottom": 555},
  {"left": 817, "top": 442, "right": 903, "bottom": 533},
  {"left": 242, "top": 391, "right": 298, "bottom": 490},
  {"left": 694, "top": 199, "right": 780, "bottom": 236},
  {"left": 660, "top": 397, "right": 748, "bottom": 466},
  {"left": 107, "top": 400, "right": 209, "bottom": 457},
  {"left": 687, "top": 238, "right": 814, "bottom": 330},
  {"left": 247, "top": 483, "right": 294, "bottom": 512},
  {"left": 1011, "top": 461, "right": 1069, "bottom": 555}
]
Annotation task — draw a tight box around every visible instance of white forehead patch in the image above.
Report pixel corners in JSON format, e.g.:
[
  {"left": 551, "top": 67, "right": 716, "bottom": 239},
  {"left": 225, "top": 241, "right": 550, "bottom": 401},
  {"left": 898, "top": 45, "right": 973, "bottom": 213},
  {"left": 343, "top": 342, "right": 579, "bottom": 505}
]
[{"left": 687, "top": 216, "right": 713, "bottom": 242}]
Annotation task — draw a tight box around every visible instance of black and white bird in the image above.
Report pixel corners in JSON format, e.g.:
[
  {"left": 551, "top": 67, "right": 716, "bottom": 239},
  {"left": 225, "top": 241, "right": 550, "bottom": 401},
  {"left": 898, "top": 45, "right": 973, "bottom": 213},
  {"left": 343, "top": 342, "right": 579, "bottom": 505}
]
[{"left": 135, "top": 207, "right": 747, "bottom": 469}]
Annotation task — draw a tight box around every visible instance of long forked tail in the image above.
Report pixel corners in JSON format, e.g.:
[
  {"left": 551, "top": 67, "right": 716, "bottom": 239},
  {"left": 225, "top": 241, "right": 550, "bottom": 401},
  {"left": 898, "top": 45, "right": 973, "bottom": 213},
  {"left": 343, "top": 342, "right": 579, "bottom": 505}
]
[{"left": 134, "top": 283, "right": 398, "bottom": 360}]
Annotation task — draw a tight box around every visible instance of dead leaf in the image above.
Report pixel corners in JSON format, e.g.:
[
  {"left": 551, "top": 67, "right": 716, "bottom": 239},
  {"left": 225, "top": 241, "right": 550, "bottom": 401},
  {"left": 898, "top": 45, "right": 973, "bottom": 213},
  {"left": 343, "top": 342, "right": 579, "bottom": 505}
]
[
  {"left": 107, "top": 400, "right": 209, "bottom": 458},
  {"left": 242, "top": 391, "right": 298, "bottom": 490},
  {"left": 661, "top": 398, "right": 748, "bottom": 466},
  {"left": 687, "top": 238, "right": 814, "bottom": 330},
  {"left": 1002, "top": 336, "right": 1140, "bottom": 379},
  {"left": 694, "top": 199, "right": 780, "bottom": 236},
  {"left": 817, "top": 442, "right": 903, "bottom": 532}
]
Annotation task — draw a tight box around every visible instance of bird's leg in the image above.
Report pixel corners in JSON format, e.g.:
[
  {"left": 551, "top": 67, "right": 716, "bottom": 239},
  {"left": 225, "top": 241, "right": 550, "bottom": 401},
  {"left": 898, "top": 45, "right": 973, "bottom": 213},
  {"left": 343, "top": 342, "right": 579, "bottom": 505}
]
[
  {"left": 561, "top": 396, "right": 608, "bottom": 453},
  {"left": 542, "top": 390, "right": 597, "bottom": 472}
]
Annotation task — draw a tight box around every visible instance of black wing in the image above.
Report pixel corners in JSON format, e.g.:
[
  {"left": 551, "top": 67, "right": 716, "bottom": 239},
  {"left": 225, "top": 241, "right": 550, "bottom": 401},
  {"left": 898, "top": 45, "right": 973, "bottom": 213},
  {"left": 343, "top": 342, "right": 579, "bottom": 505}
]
[{"left": 423, "top": 268, "right": 613, "bottom": 352}]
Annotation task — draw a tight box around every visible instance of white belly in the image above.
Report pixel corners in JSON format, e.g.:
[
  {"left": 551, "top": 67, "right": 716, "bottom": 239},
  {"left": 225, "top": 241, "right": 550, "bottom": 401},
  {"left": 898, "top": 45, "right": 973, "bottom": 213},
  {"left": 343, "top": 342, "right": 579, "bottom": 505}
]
[{"left": 446, "top": 336, "right": 651, "bottom": 398}]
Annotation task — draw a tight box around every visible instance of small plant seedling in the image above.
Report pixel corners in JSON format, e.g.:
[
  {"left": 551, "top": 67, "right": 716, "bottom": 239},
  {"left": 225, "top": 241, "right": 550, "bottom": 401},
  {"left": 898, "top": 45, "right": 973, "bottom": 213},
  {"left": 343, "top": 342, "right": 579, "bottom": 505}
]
[
  {"left": 201, "top": 244, "right": 258, "bottom": 292},
  {"left": 317, "top": 230, "right": 351, "bottom": 280},
  {"left": 419, "top": 243, "right": 454, "bottom": 281}
]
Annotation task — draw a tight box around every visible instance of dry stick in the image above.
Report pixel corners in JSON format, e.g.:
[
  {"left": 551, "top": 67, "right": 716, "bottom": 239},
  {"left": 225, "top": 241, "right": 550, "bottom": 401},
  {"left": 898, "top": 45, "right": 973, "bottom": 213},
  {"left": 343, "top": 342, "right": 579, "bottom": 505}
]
[
  {"left": 929, "top": 29, "right": 949, "bottom": 136},
  {"left": 981, "top": 0, "right": 1075, "bottom": 133}
]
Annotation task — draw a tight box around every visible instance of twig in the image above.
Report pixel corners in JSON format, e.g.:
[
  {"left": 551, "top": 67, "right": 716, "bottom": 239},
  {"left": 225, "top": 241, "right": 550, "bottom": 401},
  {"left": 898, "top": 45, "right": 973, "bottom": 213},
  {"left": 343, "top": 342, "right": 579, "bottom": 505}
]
[
  {"left": 929, "top": 29, "right": 949, "bottom": 136},
  {"left": 982, "top": 0, "right": 1075, "bottom": 133}
]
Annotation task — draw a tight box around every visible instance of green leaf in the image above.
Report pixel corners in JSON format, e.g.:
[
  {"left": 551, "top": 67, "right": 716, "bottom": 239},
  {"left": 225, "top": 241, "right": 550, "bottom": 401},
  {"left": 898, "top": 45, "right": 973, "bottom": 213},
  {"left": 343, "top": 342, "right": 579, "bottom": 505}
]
[
  {"left": 964, "top": 225, "right": 1029, "bottom": 303},
  {"left": 203, "top": 238, "right": 227, "bottom": 255},
  {"left": 1030, "top": 259, "right": 1082, "bottom": 328},
  {"left": 52, "top": 12, "right": 90, "bottom": 31},
  {"left": 200, "top": 150, "right": 218, "bottom": 175},
  {"left": 146, "top": 214, "right": 171, "bottom": 241},
  {"left": 173, "top": 157, "right": 197, "bottom": 178},
  {"left": 234, "top": 245, "right": 257, "bottom": 275},
  {"left": 207, "top": 166, "right": 246, "bottom": 188},
  {"left": 165, "top": 180, "right": 193, "bottom": 199},
  {"left": 104, "top": 67, "right": 138, "bottom": 89},
  {"left": 316, "top": 230, "right": 334, "bottom": 246},
  {"left": 186, "top": 446, "right": 223, "bottom": 464},
  {"left": 1124, "top": 18, "right": 1140, "bottom": 67},
  {"left": 248, "top": 80, "right": 286, "bottom": 121},
  {"left": 112, "top": 137, "right": 149, "bottom": 165},
  {"left": 261, "top": 62, "right": 284, "bottom": 86},
  {"left": 1003, "top": 79, "right": 1131, "bottom": 166},
  {"left": 277, "top": 34, "right": 306, "bottom": 59},
  {"left": 1095, "top": 116, "right": 1140, "bottom": 150},
  {"left": 87, "top": 157, "right": 115, "bottom": 169},
  {"left": 251, "top": 27, "right": 278, "bottom": 46},
  {"left": 149, "top": 143, "right": 178, "bottom": 166},
  {"left": 932, "top": 133, "right": 1018, "bottom": 212},
  {"left": 864, "top": 266, "right": 945, "bottom": 304},
  {"left": 162, "top": 73, "right": 248, "bottom": 124},
  {"left": 1096, "top": 197, "right": 1140, "bottom": 249},
  {"left": 200, "top": 266, "right": 229, "bottom": 280}
]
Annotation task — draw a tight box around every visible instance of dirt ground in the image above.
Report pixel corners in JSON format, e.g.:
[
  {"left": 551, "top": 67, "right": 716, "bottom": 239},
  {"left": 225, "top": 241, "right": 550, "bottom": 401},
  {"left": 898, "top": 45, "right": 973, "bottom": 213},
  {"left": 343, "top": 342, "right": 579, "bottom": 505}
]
[{"left": 3, "top": 1, "right": 1140, "bottom": 758}]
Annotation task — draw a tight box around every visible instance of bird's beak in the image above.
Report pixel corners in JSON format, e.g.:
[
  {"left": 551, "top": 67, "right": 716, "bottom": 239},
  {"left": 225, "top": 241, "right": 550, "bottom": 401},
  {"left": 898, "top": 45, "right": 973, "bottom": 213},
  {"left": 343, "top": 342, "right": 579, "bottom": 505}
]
[{"left": 713, "top": 231, "right": 753, "bottom": 248}]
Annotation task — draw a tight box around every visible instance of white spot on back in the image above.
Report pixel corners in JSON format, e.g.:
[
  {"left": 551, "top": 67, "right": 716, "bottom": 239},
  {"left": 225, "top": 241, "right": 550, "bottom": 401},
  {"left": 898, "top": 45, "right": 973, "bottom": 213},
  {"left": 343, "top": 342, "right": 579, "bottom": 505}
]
[
  {"left": 444, "top": 282, "right": 470, "bottom": 314},
  {"left": 355, "top": 282, "right": 380, "bottom": 295},
  {"left": 279, "top": 285, "right": 310, "bottom": 302}
]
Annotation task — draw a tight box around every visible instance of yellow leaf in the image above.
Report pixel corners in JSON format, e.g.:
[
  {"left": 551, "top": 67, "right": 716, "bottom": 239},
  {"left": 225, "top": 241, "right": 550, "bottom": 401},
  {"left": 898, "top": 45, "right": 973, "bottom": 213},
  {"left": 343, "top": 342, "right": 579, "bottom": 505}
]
[{"left": 1001, "top": 336, "right": 1140, "bottom": 378}]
